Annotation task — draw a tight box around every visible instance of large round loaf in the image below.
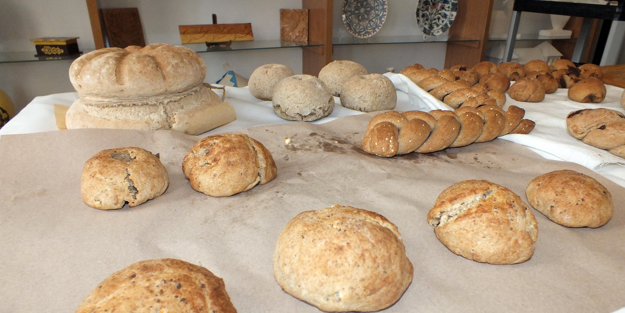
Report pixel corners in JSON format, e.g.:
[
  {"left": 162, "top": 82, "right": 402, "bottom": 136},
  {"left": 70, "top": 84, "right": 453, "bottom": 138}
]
[
  {"left": 248, "top": 63, "right": 295, "bottom": 100},
  {"left": 427, "top": 180, "right": 538, "bottom": 265},
  {"left": 76, "top": 258, "right": 237, "bottom": 313},
  {"left": 70, "top": 44, "right": 206, "bottom": 98},
  {"left": 273, "top": 204, "right": 413, "bottom": 312}
]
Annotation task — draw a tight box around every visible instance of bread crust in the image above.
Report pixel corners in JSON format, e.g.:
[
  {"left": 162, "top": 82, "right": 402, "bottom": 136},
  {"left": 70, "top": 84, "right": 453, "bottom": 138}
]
[
  {"left": 568, "top": 78, "right": 607, "bottom": 103},
  {"left": 318, "top": 60, "right": 368, "bottom": 97},
  {"left": 427, "top": 180, "right": 538, "bottom": 265},
  {"left": 183, "top": 134, "right": 277, "bottom": 197},
  {"left": 70, "top": 44, "right": 206, "bottom": 99},
  {"left": 508, "top": 79, "right": 546, "bottom": 102},
  {"left": 526, "top": 170, "right": 613, "bottom": 228},
  {"left": 273, "top": 204, "right": 413, "bottom": 312},
  {"left": 498, "top": 62, "right": 526, "bottom": 81},
  {"left": 76, "top": 258, "right": 237, "bottom": 313},
  {"left": 249, "top": 63, "right": 295, "bottom": 100},
  {"left": 472, "top": 61, "right": 498, "bottom": 78},
  {"left": 479, "top": 73, "right": 511, "bottom": 93},
  {"left": 524, "top": 60, "right": 550, "bottom": 74},
  {"left": 340, "top": 74, "right": 397, "bottom": 112},
  {"left": 81, "top": 147, "right": 169, "bottom": 210},
  {"left": 66, "top": 84, "right": 236, "bottom": 135},
  {"left": 272, "top": 74, "right": 334, "bottom": 121}
]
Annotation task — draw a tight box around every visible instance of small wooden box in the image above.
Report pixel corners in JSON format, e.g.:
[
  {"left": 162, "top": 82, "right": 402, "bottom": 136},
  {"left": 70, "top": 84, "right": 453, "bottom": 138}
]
[{"left": 32, "top": 37, "right": 80, "bottom": 56}]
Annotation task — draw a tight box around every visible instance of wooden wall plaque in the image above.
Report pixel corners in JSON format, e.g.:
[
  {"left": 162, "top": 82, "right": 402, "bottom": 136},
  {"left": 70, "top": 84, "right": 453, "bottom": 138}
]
[
  {"left": 179, "top": 23, "right": 254, "bottom": 44},
  {"left": 101, "top": 8, "right": 146, "bottom": 48},
  {"left": 280, "top": 9, "right": 308, "bottom": 46}
]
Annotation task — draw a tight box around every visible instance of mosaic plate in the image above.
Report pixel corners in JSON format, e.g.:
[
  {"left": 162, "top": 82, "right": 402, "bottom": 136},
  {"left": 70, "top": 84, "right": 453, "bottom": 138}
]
[
  {"left": 416, "top": 0, "right": 458, "bottom": 37},
  {"left": 342, "top": 0, "right": 388, "bottom": 39}
]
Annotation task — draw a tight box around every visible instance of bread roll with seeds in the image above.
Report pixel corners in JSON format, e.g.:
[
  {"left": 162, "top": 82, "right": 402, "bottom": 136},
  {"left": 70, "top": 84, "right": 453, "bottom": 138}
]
[{"left": 81, "top": 147, "right": 169, "bottom": 210}]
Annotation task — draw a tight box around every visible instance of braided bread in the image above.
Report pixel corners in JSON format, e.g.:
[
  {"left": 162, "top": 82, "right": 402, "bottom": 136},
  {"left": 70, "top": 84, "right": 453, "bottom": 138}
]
[
  {"left": 360, "top": 105, "right": 535, "bottom": 157},
  {"left": 566, "top": 108, "right": 625, "bottom": 158}
]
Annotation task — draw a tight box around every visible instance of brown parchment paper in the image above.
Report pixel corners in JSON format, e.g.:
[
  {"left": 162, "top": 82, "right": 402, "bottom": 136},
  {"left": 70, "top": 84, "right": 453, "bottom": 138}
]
[{"left": 1, "top": 113, "right": 624, "bottom": 313}]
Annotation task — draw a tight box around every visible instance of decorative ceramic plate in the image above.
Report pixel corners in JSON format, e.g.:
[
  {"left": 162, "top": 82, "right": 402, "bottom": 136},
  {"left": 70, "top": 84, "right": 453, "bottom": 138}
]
[
  {"left": 416, "top": 0, "right": 458, "bottom": 37},
  {"left": 342, "top": 0, "right": 388, "bottom": 39}
]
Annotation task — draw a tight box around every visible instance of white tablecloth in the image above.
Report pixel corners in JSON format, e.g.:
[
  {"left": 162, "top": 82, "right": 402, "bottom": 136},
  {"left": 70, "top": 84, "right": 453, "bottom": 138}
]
[{"left": 2, "top": 74, "right": 624, "bottom": 189}]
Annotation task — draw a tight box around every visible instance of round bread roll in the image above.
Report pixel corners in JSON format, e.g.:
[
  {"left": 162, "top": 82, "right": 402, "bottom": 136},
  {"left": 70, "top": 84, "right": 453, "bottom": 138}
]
[
  {"left": 568, "top": 78, "right": 606, "bottom": 103},
  {"left": 427, "top": 180, "right": 538, "bottom": 265},
  {"left": 526, "top": 71, "right": 558, "bottom": 94},
  {"left": 526, "top": 170, "right": 613, "bottom": 228},
  {"left": 76, "top": 259, "right": 237, "bottom": 313},
  {"left": 70, "top": 44, "right": 205, "bottom": 99},
  {"left": 273, "top": 204, "right": 413, "bottom": 312},
  {"left": 272, "top": 74, "right": 334, "bottom": 121},
  {"left": 524, "top": 60, "right": 550, "bottom": 74},
  {"left": 550, "top": 59, "right": 576, "bottom": 72},
  {"left": 509, "top": 79, "right": 545, "bottom": 102},
  {"left": 453, "top": 68, "right": 479, "bottom": 85},
  {"left": 248, "top": 63, "right": 295, "bottom": 100},
  {"left": 479, "top": 72, "right": 510, "bottom": 93},
  {"left": 578, "top": 63, "right": 604, "bottom": 81},
  {"left": 81, "top": 147, "right": 169, "bottom": 210},
  {"left": 340, "top": 73, "right": 397, "bottom": 112},
  {"left": 318, "top": 60, "right": 367, "bottom": 96},
  {"left": 498, "top": 62, "right": 526, "bottom": 81},
  {"left": 566, "top": 108, "right": 625, "bottom": 158},
  {"left": 472, "top": 61, "right": 498, "bottom": 78},
  {"left": 183, "top": 134, "right": 277, "bottom": 197}
]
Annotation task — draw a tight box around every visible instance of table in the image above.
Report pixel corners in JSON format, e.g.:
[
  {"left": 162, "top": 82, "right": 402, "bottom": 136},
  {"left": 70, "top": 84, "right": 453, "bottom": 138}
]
[{"left": 1, "top": 76, "right": 625, "bottom": 312}]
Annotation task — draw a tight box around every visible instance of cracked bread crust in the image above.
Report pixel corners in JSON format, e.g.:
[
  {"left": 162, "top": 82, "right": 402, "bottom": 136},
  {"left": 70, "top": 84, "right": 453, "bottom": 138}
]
[
  {"left": 427, "top": 180, "right": 538, "bottom": 265},
  {"left": 183, "top": 134, "right": 277, "bottom": 197},
  {"left": 75, "top": 258, "right": 237, "bottom": 313},
  {"left": 81, "top": 147, "right": 169, "bottom": 210},
  {"left": 273, "top": 205, "right": 413, "bottom": 312}
]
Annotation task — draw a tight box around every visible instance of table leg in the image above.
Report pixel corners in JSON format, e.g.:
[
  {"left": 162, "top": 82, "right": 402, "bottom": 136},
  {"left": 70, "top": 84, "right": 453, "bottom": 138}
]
[
  {"left": 503, "top": 10, "right": 521, "bottom": 63},
  {"left": 572, "top": 17, "right": 594, "bottom": 63}
]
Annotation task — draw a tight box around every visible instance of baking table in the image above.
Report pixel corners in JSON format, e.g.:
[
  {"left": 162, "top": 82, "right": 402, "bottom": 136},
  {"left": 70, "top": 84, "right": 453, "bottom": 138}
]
[{"left": 1, "top": 75, "right": 624, "bottom": 313}]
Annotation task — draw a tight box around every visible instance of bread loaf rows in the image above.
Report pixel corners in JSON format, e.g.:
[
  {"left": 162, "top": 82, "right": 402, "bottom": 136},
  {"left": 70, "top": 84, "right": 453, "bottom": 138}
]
[{"left": 360, "top": 104, "right": 535, "bottom": 157}]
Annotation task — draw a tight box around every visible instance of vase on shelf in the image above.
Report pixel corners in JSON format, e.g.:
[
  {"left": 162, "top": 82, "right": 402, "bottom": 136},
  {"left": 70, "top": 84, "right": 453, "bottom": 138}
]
[{"left": 539, "top": 14, "right": 572, "bottom": 38}]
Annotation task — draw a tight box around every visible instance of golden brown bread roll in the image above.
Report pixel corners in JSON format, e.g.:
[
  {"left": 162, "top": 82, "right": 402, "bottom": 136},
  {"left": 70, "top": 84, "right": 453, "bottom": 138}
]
[
  {"left": 461, "top": 93, "right": 498, "bottom": 109},
  {"left": 76, "top": 259, "right": 237, "bottom": 313},
  {"left": 524, "top": 60, "right": 550, "bottom": 74},
  {"left": 472, "top": 61, "right": 498, "bottom": 78},
  {"left": 360, "top": 105, "right": 535, "bottom": 157},
  {"left": 550, "top": 59, "right": 576, "bottom": 72},
  {"left": 418, "top": 76, "right": 452, "bottom": 91},
  {"left": 479, "top": 72, "right": 511, "bottom": 93},
  {"left": 566, "top": 108, "right": 625, "bottom": 158},
  {"left": 427, "top": 180, "right": 538, "bottom": 265},
  {"left": 526, "top": 170, "right": 613, "bottom": 228},
  {"left": 81, "top": 147, "right": 169, "bottom": 210},
  {"left": 183, "top": 134, "right": 277, "bottom": 196},
  {"left": 568, "top": 78, "right": 606, "bottom": 103},
  {"left": 438, "top": 68, "right": 456, "bottom": 81},
  {"left": 273, "top": 204, "right": 413, "bottom": 312},
  {"left": 449, "top": 64, "right": 468, "bottom": 72},
  {"left": 471, "top": 83, "right": 489, "bottom": 94},
  {"left": 578, "top": 63, "right": 604, "bottom": 81},
  {"left": 526, "top": 71, "right": 558, "bottom": 94},
  {"left": 400, "top": 67, "right": 438, "bottom": 84},
  {"left": 498, "top": 62, "right": 526, "bottom": 81},
  {"left": 443, "top": 88, "right": 481, "bottom": 109},
  {"left": 508, "top": 79, "right": 546, "bottom": 102}
]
